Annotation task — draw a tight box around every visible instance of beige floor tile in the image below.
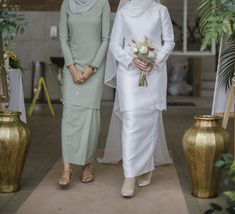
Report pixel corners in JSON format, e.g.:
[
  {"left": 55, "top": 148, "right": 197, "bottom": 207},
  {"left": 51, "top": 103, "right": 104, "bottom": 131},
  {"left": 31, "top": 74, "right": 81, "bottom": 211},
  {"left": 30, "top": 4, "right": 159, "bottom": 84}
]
[
  {"left": 0, "top": 98, "right": 232, "bottom": 214},
  {"left": 16, "top": 161, "right": 188, "bottom": 214}
]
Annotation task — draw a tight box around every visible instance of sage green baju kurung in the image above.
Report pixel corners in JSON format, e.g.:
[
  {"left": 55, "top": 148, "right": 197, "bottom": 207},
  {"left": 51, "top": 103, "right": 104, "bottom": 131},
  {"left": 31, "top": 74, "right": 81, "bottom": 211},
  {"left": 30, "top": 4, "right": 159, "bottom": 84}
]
[{"left": 59, "top": 0, "right": 110, "bottom": 165}]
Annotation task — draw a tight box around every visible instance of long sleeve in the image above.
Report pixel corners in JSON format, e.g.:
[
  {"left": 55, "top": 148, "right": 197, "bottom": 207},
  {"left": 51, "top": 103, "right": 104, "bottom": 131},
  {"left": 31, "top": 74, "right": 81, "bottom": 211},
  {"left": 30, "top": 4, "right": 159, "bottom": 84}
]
[
  {"left": 109, "top": 12, "right": 133, "bottom": 69},
  {"left": 157, "top": 7, "right": 175, "bottom": 64},
  {"left": 91, "top": 0, "right": 111, "bottom": 68},
  {"left": 59, "top": 0, "right": 74, "bottom": 67}
]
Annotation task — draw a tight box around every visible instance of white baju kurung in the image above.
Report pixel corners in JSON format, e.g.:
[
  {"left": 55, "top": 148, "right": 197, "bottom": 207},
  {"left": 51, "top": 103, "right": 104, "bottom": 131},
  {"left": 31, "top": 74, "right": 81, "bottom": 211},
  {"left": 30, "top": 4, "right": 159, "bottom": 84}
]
[{"left": 100, "top": 0, "right": 175, "bottom": 178}]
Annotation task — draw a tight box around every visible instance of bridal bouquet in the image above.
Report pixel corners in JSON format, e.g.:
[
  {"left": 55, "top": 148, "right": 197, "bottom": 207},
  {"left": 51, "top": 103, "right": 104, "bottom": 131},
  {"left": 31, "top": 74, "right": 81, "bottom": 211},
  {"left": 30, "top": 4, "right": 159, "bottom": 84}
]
[{"left": 130, "top": 36, "right": 157, "bottom": 87}]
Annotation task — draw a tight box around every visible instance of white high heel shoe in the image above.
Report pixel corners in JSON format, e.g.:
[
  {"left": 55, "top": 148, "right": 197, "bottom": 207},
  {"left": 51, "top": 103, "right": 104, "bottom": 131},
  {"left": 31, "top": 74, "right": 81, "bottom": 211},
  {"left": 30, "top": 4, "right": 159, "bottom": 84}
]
[
  {"left": 138, "top": 172, "right": 152, "bottom": 187},
  {"left": 121, "top": 177, "right": 136, "bottom": 198}
]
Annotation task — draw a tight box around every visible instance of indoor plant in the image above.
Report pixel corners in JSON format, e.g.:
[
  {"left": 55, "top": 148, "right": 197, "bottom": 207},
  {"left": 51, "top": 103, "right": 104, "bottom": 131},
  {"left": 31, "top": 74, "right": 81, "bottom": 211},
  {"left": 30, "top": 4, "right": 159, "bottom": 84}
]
[
  {"left": 198, "top": 0, "right": 235, "bottom": 91},
  {"left": 204, "top": 154, "right": 235, "bottom": 213},
  {"left": 0, "top": 0, "right": 27, "bottom": 102},
  {"left": 0, "top": 0, "right": 30, "bottom": 193}
]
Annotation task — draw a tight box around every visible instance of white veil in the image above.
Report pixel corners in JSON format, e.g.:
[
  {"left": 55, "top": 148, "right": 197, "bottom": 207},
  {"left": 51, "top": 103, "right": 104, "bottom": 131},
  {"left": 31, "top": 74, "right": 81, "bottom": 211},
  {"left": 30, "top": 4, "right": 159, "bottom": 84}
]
[
  {"left": 99, "top": 0, "right": 172, "bottom": 166},
  {"left": 104, "top": 0, "right": 128, "bottom": 88}
]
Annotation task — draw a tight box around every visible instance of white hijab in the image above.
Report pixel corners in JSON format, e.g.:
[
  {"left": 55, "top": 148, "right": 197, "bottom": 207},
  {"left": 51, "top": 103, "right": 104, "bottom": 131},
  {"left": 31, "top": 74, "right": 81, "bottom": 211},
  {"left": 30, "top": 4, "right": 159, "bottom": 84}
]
[
  {"left": 128, "top": 0, "right": 154, "bottom": 16},
  {"left": 68, "top": 0, "right": 96, "bottom": 14},
  {"left": 105, "top": 0, "right": 160, "bottom": 88},
  {"left": 118, "top": 0, "right": 160, "bottom": 17}
]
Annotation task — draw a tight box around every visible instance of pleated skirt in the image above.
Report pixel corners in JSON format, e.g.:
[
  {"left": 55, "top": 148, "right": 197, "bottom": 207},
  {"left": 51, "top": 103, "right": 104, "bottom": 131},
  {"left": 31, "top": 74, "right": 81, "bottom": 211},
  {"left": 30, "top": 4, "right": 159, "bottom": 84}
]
[
  {"left": 122, "top": 109, "right": 161, "bottom": 178},
  {"left": 61, "top": 104, "right": 100, "bottom": 165}
]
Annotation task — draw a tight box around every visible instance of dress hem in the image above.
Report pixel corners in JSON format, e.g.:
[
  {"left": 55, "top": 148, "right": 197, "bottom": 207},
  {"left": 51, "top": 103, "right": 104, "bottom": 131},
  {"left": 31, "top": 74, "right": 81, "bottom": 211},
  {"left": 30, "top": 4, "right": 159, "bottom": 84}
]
[
  {"left": 63, "top": 158, "right": 94, "bottom": 166},
  {"left": 115, "top": 104, "right": 167, "bottom": 113},
  {"left": 62, "top": 102, "right": 101, "bottom": 110},
  {"left": 124, "top": 167, "right": 155, "bottom": 178}
]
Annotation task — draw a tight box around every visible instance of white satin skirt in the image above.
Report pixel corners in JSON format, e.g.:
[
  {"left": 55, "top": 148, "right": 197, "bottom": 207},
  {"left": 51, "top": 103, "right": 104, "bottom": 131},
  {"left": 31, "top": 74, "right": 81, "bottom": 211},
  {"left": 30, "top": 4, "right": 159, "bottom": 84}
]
[
  {"left": 122, "top": 110, "right": 159, "bottom": 177},
  {"left": 98, "top": 107, "right": 172, "bottom": 178}
]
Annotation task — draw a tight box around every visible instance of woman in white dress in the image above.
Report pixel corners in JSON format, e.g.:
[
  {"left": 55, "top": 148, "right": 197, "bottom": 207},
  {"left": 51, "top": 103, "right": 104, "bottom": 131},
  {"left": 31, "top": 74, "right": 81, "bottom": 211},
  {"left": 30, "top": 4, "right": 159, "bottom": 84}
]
[{"left": 101, "top": 0, "right": 175, "bottom": 197}]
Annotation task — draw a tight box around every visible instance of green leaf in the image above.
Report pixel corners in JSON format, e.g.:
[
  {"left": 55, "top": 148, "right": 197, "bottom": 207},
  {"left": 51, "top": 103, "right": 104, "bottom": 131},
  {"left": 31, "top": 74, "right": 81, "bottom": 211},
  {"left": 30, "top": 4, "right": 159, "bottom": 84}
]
[
  {"left": 198, "top": 0, "right": 230, "bottom": 50},
  {"left": 222, "top": 0, "right": 233, "bottom": 7},
  {"left": 219, "top": 40, "right": 235, "bottom": 91},
  {"left": 224, "top": 178, "right": 230, "bottom": 186},
  {"left": 226, "top": 206, "right": 235, "bottom": 213},
  {"left": 204, "top": 209, "right": 215, "bottom": 214},
  {"left": 215, "top": 160, "right": 225, "bottom": 168},
  {"left": 228, "top": 5, "right": 235, "bottom": 11},
  {"left": 223, "top": 153, "right": 234, "bottom": 161},
  {"left": 210, "top": 203, "right": 223, "bottom": 211}
]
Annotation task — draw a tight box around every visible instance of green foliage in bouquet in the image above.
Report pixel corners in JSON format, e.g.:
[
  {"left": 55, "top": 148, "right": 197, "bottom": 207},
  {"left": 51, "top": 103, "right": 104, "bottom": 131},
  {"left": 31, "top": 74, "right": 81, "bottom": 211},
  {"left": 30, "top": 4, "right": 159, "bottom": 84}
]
[
  {"left": 198, "top": 0, "right": 235, "bottom": 91},
  {"left": 204, "top": 153, "right": 235, "bottom": 213}
]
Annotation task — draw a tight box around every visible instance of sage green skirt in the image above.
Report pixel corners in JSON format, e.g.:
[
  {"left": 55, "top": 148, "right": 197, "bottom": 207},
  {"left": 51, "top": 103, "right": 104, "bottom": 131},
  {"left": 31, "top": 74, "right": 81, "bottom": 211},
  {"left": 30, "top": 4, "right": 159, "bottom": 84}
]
[{"left": 61, "top": 104, "right": 100, "bottom": 165}]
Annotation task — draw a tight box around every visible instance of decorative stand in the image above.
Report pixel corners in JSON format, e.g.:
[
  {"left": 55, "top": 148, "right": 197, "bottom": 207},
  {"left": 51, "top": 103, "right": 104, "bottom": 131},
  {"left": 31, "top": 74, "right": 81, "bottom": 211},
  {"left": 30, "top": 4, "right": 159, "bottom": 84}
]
[
  {"left": 28, "top": 77, "right": 55, "bottom": 117},
  {"left": 212, "top": 38, "right": 234, "bottom": 155},
  {"left": 221, "top": 82, "right": 235, "bottom": 156}
]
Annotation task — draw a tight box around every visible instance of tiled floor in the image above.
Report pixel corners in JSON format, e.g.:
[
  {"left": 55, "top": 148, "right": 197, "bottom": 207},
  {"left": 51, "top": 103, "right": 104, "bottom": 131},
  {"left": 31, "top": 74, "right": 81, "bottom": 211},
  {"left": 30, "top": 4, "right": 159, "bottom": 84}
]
[{"left": 0, "top": 96, "right": 232, "bottom": 214}]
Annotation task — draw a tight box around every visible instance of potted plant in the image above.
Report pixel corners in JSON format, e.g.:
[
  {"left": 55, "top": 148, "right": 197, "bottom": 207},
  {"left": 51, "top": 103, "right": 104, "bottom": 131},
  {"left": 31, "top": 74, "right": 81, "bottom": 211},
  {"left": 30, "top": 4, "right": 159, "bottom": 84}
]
[
  {"left": 0, "top": 0, "right": 31, "bottom": 193},
  {"left": 197, "top": 1, "right": 235, "bottom": 211},
  {"left": 0, "top": 0, "right": 27, "bottom": 101},
  {"left": 198, "top": 0, "right": 235, "bottom": 90},
  {"left": 204, "top": 154, "right": 235, "bottom": 213}
]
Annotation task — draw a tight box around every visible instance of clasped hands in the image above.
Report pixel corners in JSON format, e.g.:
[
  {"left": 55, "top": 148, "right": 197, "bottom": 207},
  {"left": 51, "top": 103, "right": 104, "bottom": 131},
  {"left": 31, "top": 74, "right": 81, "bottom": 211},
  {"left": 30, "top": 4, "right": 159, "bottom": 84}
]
[
  {"left": 69, "top": 65, "right": 94, "bottom": 84},
  {"left": 132, "top": 58, "right": 154, "bottom": 72}
]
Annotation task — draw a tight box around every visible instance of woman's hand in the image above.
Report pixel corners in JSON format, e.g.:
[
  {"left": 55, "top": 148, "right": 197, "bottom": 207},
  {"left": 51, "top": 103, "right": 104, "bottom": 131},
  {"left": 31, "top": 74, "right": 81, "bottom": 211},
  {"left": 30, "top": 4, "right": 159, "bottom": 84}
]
[
  {"left": 82, "top": 67, "right": 94, "bottom": 81},
  {"left": 132, "top": 58, "right": 155, "bottom": 72},
  {"left": 145, "top": 62, "right": 154, "bottom": 72},
  {"left": 68, "top": 64, "right": 84, "bottom": 84},
  {"left": 132, "top": 58, "right": 149, "bottom": 72}
]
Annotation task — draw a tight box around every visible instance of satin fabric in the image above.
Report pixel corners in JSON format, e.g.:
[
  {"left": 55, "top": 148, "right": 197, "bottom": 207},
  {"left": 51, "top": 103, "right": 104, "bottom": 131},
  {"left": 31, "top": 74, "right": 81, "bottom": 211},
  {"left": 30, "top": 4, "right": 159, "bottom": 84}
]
[
  {"left": 122, "top": 110, "right": 159, "bottom": 177},
  {"left": 68, "top": 0, "right": 96, "bottom": 14},
  {"left": 98, "top": 94, "right": 172, "bottom": 171},
  {"left": 110, "top": 2, "right": 174, "bottom": 111},
  {"left": 99, "top": 0, "right": 174, "bottom": 176},
  {"left": 105, "top": 0, "right": 161, "bottom": 88}
]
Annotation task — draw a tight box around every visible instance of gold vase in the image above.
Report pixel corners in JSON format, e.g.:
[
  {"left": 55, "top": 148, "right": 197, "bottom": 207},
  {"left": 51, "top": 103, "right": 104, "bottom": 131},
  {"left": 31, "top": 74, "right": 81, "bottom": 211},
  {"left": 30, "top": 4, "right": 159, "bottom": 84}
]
[
  {"left": 183, "top": 115, "right": 229, "bottom": 198},
  {"left": 0, "top": 111, "right": 31, "bottom": 193}
]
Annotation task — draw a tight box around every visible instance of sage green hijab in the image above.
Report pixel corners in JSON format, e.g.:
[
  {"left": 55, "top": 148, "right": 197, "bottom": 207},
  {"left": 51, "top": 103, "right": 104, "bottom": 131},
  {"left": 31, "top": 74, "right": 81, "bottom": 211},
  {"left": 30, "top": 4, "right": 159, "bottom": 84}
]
[{"left": 68, "top": 0, "right": 96, "bottom": 14}]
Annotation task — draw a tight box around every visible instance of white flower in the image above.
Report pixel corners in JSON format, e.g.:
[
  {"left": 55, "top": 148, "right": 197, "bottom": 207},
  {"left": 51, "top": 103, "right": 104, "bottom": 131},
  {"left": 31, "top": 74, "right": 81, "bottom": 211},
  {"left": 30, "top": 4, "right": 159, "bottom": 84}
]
[
  {"left": 148, "top": 51, "right": 157, "bottom": 58},
  {"left": 139, "top": 46, "right": 148, "bottom": 54},
  {"left": 131, "top": 46, "right": 139, "bottom": 54}
]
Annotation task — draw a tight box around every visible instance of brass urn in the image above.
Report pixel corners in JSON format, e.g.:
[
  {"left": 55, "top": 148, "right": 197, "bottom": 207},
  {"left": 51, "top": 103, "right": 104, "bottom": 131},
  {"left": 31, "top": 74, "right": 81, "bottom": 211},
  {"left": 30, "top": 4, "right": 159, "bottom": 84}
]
[
  {"left": 183, "top": 115, "right": 229, "bottom": 198},
  {"left": 0, "top": 111, "right": 31, "bottom": 193}
]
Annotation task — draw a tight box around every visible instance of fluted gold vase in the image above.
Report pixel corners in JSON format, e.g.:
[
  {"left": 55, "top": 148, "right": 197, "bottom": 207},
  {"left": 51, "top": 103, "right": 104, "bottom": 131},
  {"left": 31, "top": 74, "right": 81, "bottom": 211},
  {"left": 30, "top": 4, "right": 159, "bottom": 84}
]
[
  {"left": 0, "top": 111, "right": 31, "bottom": 193},
  {"left": 183, "top": 115, "right": 229, "bottom": 198}
]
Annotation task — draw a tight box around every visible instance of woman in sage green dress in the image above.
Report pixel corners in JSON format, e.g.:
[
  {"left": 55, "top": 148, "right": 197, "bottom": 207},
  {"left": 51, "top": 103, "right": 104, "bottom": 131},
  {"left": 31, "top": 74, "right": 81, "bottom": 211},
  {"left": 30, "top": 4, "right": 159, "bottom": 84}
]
[{"left": 58, "top": 0, "right": 110, "bottom": 187}]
